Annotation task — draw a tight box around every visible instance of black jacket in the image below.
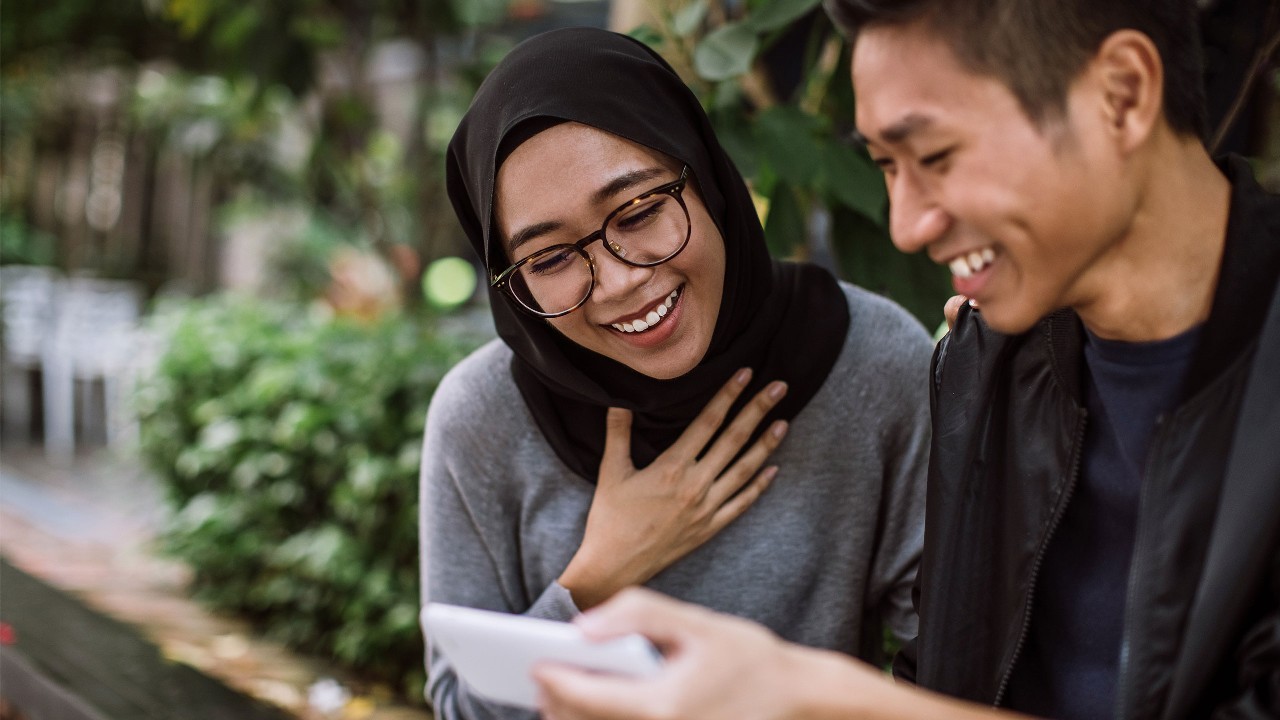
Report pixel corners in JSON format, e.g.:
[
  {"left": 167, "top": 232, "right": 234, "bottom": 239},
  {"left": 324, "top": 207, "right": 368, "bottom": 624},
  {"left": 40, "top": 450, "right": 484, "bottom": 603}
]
[{"left": 895, "top": 157, "right": 1280, "bottom": 719}]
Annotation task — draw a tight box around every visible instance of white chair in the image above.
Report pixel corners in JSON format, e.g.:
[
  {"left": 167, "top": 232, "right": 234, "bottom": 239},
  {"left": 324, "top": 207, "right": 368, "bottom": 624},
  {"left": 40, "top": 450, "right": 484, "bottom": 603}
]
[
  {"left": 1, "top": 265, "right": 62, "bottom": 442},
  {"left": 41, "top": 277, "right": 144, "bottom": 461}
]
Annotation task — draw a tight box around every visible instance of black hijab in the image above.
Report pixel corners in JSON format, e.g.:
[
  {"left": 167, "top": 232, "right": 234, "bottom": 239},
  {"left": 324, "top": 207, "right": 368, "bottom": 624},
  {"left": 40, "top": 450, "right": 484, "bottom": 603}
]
[{"left": 446, "top": 27, "right": 850, "bottom": 480}]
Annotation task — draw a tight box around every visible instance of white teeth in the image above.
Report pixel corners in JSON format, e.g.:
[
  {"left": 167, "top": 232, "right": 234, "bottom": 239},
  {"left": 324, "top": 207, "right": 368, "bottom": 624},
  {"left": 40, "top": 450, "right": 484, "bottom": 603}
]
[
  {"left": 949, "top": 248, "right": 996, "bottom": 279},
  {"left": 611, "top": 288, "right": 682, "bottom": 334}
]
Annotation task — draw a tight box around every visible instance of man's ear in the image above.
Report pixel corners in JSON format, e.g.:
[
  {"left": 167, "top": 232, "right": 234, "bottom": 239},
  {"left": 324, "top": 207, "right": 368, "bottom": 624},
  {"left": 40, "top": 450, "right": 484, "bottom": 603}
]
[{"left": 1085, "top": 29, "right": 1165, "bottom": 154}]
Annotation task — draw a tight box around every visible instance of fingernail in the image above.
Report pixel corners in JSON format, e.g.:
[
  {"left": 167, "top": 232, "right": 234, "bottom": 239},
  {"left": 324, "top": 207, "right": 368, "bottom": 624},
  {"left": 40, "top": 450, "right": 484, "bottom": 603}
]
[
  {"left": 762, "top": 465, "right": 779, "bottom": 482},
  {"left": 736, "top": 367, "right": 753, "bottom": 385},
  {"left": 771, "top": 420, "right": 788, "bottom": 439},
  {"left": 768, "top": 381, "right": 788, "bottom": 400}
]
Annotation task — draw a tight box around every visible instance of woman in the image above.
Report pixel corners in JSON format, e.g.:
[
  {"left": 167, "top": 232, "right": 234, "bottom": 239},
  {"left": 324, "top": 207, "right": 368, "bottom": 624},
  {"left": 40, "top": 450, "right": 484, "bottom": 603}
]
[{"left": 421, "top": 26, "right": 932, "bottom": 720}]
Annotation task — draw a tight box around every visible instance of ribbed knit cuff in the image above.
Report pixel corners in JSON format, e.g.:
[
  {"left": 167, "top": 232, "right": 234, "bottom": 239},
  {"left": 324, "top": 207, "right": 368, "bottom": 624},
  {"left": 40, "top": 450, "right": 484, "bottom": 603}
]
[{"left": 524, "top": 581, "right": 581, "bottom": 622}]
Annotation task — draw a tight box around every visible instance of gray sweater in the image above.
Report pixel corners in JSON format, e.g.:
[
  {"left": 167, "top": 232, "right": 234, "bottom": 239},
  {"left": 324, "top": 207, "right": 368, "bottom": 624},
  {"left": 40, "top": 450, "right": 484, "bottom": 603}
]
[{"left": 419, "top": 283, "right": 933, "bottom": 720}]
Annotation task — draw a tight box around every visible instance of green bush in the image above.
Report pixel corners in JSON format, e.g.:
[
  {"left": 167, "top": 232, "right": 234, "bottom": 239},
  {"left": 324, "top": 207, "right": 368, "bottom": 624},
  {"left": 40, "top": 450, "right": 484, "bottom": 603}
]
[{"left": 135, "top": 296, "right": 487, "bottom": 699}]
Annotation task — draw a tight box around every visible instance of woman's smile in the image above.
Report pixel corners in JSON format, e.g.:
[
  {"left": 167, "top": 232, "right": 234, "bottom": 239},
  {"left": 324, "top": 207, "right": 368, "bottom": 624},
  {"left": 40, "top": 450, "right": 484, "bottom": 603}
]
[
  {"left": 495, "top": 122, "right": 725, "bottom": 379},
  {"left": 601, "top": 285, "right": 684, "bottom": 348}
]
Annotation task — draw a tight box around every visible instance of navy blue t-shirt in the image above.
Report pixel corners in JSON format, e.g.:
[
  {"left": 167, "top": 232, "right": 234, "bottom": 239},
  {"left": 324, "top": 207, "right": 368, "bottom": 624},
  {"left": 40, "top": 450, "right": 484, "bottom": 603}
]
[{"left": 1003, "top": 324, "right": 1201, "bottom": 718}]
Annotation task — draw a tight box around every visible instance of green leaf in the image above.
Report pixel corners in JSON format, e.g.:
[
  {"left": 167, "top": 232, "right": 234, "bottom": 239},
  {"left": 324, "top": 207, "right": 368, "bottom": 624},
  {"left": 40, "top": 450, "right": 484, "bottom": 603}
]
[
  {"left": 709, "top": 78, "right": 745, "bottom": 112},
  {"left": 694, "top": 22, "right": 760, "bottom": 81},
  {"left": 763, "top": 182, "right": 807, "bottom": 257},
  {"left": 830, "top": 206, "right": 952, "bottom": 328},
  {"left": 710, "top": 112, "right": 758, "bottom": 178},
  {"left": 673, "top": 0, "right": 709, "bottom": 37},
  {"left": 627, "top": 24, "right": 664, "bottom": 48},
  {"left": 449, "top": 0, "right": 507, "bottom": 27},
  {"left": 164, "top": 0, "right": 215, "bottom": 37},
  {"left": 820, "top": 141, "right": 887, "bottom": 224},
  {"left": 198, "top": 419, "right": 242, "bottom": 452},
  {"left": 288, "top": 14, "right": 343, "bottom": 49},
  {"left": 745, "top": 0, "right": 822, "bottom": 33},
  {"left": 754, "top": 105, "right": 825, "bottom": 188},
  {"left": 212, "top": 5, "right": 260, "bottom": 51}
]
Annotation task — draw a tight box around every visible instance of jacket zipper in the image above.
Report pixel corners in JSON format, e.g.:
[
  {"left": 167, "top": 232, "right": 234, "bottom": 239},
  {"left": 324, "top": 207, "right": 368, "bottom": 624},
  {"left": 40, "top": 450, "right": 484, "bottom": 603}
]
[
  {"left": 1112, "top": 415, "right": 1166, "bottom": 719},
  {"left": 992, "top": 408, "right": 1088, "bottom": 707}
]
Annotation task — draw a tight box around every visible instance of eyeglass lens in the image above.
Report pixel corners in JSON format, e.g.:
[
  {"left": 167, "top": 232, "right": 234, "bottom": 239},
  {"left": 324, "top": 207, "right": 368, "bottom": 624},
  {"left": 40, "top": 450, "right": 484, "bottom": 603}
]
[{"left": 508, "top": 191, "right": 689, "bottom": 316}]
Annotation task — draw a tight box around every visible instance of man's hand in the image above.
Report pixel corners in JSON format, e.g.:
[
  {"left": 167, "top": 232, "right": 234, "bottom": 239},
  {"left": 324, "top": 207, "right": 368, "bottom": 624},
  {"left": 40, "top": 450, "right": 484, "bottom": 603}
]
[
  {"left": 944, "top": 295, "right": 974, "bottom": 331},
  {"left": 534, "top": 588, "right": 811, "bottom": 720},
  {"left": 534, "top": 589, "right": 1037, "bottom": 720}
]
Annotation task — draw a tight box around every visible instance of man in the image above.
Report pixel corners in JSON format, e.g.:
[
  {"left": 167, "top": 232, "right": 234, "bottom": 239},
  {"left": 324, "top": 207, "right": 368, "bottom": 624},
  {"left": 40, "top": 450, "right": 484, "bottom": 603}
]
[{"left": 532, "top": 0, "right": 1280, "bottom": 718}]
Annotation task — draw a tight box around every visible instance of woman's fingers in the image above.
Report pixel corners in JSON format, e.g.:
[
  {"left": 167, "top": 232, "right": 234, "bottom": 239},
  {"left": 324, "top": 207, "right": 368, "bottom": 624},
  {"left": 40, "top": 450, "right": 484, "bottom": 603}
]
[
  {"left": 574, "top": 376, "right": 787, "bottom": 602},
  {"left": 666, "top": 368, "right": 754, "bottom": 458},
  {"left": 704, "top": 420, "right": 788, "bottom": 507},
  {"left": 698, "top": 380, "right": 788, "bottom": 474},
  {"left": 600, "top": 407, "right": 635, "bottom": 479}
]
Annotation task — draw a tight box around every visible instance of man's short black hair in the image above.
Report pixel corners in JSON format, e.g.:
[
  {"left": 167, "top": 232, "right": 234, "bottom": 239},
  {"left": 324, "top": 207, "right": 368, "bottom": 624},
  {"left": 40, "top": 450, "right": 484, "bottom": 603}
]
[{"left": 824, "top": 0, "right": 1208, "bottom": 140}]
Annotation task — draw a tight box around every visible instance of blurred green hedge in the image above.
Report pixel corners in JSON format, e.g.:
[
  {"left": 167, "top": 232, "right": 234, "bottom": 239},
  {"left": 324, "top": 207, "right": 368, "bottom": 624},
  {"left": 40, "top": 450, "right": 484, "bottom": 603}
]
[{"left": 135, "top": 297, "right": 486, "bottom": 700}]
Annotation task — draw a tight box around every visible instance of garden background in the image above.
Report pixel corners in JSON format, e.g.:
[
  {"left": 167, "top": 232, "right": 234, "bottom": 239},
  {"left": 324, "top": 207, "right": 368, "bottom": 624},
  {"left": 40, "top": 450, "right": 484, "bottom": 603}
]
[{"left": 1, "top": 0, "right": 1278, "bottom": 716}]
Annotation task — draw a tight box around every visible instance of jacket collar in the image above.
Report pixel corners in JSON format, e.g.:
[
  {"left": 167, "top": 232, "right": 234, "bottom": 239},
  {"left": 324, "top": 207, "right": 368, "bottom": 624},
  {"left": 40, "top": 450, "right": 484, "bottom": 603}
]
[
  {"left": 1163, "top": 158, "right": 1280, "bottom": 718},
  {"left": 1183, "top": 155, "right": 1280, "bottom": 398},
  {"left": 1043, "top": 155, "right": 1280, "bottom": 404}
]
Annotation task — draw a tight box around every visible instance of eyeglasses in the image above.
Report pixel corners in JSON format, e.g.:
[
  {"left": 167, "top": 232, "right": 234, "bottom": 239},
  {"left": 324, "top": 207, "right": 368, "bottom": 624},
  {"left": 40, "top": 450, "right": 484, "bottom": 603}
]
[{"left": 490, "top": 166, "right": 692, "bottom": 318}]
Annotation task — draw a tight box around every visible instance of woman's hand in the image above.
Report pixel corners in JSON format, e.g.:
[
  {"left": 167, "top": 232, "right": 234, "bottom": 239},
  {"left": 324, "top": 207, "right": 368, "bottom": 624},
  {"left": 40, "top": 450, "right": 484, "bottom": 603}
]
[{"left": 558, "top": 368, "right": 789, "bottom": 609}]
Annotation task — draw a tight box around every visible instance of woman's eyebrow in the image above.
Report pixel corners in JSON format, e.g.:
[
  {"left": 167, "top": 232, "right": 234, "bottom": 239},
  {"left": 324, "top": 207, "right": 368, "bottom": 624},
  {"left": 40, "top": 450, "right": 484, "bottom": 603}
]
[
  {"left": 591, "top": 167, "right": 666, "bottom": 205},
  {"left": 506, "top": 166, "right": 670, "bottom": 255},
  {"left": 507, "top": 220, "right": 562, "bottom": 255}
]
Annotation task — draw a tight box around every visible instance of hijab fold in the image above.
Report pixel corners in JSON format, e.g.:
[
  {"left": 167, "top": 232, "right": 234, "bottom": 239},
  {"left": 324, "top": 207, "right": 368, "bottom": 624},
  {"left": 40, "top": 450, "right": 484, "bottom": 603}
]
[{"left": 447, "top": 27, "right": 851, "bottom": 480}]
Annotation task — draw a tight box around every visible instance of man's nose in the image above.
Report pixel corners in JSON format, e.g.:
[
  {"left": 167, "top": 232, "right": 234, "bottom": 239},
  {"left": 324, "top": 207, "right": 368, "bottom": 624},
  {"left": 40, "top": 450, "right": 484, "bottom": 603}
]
[{"left": 888, "top": 173, "right": 950, "bottom": 254}]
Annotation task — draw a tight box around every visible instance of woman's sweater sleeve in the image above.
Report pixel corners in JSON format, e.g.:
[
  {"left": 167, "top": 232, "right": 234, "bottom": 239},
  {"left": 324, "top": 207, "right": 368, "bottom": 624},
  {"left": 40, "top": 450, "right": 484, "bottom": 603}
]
[
  {"left": 859, "top": 293, "right": 934, "bottom": 646},
  {"left": 418, "top": 358, "right": 581, "bottom": 720}
]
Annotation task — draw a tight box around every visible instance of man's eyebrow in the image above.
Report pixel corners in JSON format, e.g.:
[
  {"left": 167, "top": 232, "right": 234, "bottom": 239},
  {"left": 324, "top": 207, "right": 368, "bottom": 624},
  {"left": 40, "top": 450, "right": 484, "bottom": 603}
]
[
  {"left": 878, "top": 113, "right": 934, "bottom": 145},
  {"left": 505, "top": 167, "right": 669, "bottom": 255},
  {"left": 854, "top": 113, "right": 935, "bottom": 149}
]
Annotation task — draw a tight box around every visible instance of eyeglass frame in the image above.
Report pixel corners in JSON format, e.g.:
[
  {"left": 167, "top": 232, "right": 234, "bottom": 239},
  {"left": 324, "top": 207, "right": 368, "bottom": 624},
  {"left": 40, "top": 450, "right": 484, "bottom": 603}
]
[{"left": 489, "top": 165, "right": 692, "bottom": 319}]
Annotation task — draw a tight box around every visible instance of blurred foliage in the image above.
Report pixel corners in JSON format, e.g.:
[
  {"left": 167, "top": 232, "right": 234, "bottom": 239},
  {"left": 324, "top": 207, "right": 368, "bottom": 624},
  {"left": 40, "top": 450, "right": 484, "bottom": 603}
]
[
  {"left": 134, "top": 296, "right": 488, "bottom": 699},
  {"left": 0, "top": 0, "right": 496, "bottom": 91},
  {"left": 1, "top": 0, "right": 163, "bottom": 69},
  {"left": 0, "top": 215, "right": 58, "bottom": 266},
  {"left": 635, "top": 0, "right": 953, "bottom": 328},
  {"left": 143, "top": 0, "right": 511, "bottom": 294},
  {"left": 1, "top": 0, "right": 511, "bottom": 300}
]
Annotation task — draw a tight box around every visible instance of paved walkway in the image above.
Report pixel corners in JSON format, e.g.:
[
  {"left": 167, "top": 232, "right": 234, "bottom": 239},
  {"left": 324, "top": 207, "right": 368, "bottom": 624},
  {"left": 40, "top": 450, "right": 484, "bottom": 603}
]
[{"left": 0, "top": 442, "right": 431, "bottom": 720}]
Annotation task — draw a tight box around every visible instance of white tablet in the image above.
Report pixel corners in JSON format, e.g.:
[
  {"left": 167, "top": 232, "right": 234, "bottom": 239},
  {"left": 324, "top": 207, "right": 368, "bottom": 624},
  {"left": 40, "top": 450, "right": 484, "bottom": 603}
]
[{"left": 422, "top": 602, "right": 664, "bottom": 710}]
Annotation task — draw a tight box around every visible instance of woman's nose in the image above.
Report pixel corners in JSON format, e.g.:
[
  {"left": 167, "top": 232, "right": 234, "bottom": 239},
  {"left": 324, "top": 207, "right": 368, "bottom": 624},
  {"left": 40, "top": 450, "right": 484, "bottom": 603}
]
[{"left": 589, "top": 248, "right": 653, "bottom": 304}]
